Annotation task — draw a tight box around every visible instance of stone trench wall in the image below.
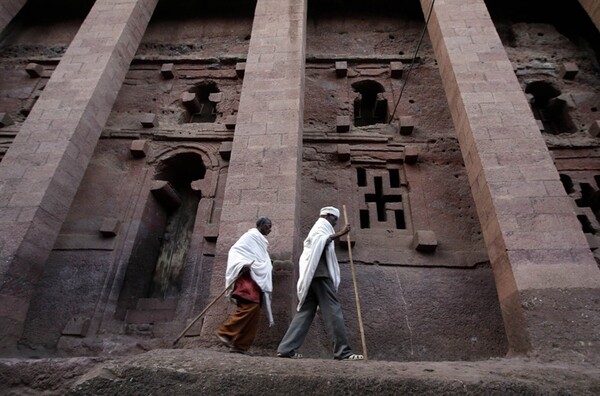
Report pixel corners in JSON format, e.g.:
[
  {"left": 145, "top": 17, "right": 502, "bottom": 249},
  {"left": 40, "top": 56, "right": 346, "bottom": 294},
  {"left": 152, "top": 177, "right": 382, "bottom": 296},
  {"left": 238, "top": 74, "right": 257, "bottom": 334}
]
[
  {"left": 0, "top": 0, "right": 598, "bottom": 362},
  {"left": 497, "top": 20, "right": 600, "bottom": 263}
]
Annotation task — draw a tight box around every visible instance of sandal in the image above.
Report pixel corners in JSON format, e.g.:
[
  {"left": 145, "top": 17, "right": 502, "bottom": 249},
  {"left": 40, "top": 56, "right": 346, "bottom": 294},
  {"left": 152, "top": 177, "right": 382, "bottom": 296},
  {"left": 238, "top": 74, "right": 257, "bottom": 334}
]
[
  {"left": 341, "top": 353, "right": 364, "bottom": 360},
  {"left": 277, "top": 352, "right": 303, "bottom": 359},
  {"left": 215, "top": 332, "right": 232, "bottom": 348},
  {"left": 229, "top": 347, "right": 250, "bottom": 355}
]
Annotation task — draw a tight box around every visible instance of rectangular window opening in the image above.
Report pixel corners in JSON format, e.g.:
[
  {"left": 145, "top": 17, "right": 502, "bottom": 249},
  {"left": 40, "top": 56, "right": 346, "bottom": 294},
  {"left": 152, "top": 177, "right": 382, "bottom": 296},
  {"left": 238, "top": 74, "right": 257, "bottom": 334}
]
[
  {"left": 357, "top": 167, "right": 367, "bottom": 187},
  {"left": 389, "top": 169, "right": 400, "bottom": 188},
  {"left": 360, "top": 209, "right": 370, "bottom": 229},
  {"left": 395, "top": 210, "right": 406, "bottom": 229}
]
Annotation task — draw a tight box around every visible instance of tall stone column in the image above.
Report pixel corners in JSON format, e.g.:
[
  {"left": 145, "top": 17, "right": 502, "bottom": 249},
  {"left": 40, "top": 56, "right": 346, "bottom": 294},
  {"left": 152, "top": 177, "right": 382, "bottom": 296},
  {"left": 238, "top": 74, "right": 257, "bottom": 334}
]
[
  {"left": 579, "top": 0, "right": 600, "bottom": 31},
  {"left": 0, "top": 0, "right": 27, "bottom": 34},
  {"left": 420, "top": 0, "right": 600, "bottom": 360},
  {"left": 202, "top": 0, "right": 306, "bottom": 336},
  {"left": 0, "top": 0, "right": 158, "bottom": 353}
]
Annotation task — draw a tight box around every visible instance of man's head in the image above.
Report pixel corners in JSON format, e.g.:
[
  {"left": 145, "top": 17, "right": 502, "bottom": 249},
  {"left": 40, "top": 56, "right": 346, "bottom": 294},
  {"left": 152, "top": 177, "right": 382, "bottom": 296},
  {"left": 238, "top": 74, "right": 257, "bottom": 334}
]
[
  {"left": 319, "top": 206, "right": 340, "bottom": 227},
  {"left": 256, "top": 216, "right": 272, "bottom": 236}
]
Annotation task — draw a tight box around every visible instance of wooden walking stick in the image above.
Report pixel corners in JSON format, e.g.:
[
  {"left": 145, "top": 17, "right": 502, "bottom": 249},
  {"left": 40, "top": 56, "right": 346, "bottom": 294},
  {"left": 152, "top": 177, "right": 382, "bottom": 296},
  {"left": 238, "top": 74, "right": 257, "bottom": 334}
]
[
  {"left": 342, "top": 205, "right": 368, "bottom": 360},
  {"left": 172, "top": 260, "right": 254, "bottom": 346}
]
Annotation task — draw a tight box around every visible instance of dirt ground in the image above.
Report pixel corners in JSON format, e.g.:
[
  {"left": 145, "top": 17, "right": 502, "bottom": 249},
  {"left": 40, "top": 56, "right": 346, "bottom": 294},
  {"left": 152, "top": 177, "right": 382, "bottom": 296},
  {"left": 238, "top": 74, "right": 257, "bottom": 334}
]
[{"left": 1, "top": 347, "right": 599, "bottom": 395}]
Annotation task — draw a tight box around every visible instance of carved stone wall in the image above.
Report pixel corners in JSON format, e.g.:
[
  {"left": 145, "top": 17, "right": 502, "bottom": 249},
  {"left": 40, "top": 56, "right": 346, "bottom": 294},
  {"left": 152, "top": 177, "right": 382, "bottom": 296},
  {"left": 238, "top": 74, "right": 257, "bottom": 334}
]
[{"left": 0, "top": 0, "right": 598, "bottom": 362}]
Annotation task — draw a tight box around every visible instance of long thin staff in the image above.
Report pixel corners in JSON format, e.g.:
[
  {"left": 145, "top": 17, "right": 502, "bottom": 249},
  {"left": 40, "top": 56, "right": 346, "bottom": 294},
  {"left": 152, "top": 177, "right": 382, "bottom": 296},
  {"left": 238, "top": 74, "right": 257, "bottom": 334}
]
[
  {"left": 172, "top": 260, "right": 254, "bottom": 346},
  {"left": 342, "top": 205, "right": 368, "bottom": 360}
]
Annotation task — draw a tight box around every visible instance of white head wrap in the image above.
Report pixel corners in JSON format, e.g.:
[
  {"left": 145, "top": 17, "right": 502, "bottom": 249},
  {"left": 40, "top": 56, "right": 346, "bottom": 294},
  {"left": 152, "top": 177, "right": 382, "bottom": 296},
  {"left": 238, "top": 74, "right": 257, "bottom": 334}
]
[{"left": 319, "top": 206, "right": 340, "bottom": 218}]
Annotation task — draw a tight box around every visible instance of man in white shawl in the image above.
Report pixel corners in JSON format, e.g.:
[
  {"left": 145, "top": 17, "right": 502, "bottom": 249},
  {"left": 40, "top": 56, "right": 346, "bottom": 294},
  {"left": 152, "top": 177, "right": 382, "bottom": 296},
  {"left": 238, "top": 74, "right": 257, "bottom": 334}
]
[
  {"left": 276, "top": 206, "right": 364, "bottom": 360},
  {"left": 216, "top": 217, "right": 274, "bottom": 354}
]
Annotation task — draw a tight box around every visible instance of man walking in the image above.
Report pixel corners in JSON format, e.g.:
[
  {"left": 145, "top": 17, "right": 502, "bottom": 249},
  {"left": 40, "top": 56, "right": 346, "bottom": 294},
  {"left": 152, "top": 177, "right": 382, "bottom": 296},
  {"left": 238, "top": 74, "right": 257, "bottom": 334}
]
[
  {"left": 277, "top": 206, "right": 364, "bottom": 360},
  {"left": 216, "top": 217, "right": 274, "bottom": 354}
]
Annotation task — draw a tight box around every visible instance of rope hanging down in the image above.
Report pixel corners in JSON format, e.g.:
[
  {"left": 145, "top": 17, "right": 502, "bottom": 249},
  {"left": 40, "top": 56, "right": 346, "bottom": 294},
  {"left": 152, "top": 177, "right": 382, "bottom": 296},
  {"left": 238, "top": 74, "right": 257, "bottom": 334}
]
[{"left": 389, "top": 0, "right": 437, "bottom": 123}]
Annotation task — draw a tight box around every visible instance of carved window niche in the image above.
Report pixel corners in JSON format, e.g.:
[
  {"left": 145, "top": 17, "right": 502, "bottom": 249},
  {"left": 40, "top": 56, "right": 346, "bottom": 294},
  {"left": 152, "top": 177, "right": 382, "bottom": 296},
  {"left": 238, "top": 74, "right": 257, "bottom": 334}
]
[
  {"left": 351, "top": 80, "right": 388, "bottom": 127},
  {"left": 356, "top": 166, "right": 409, "bottom": 231},
  {"left": 182, "top": 81, "right": 221, "bottom": 123},
  {"left": 525, "top": 80, "right": 576, "bottom": 134},
  {"left": 559, "top": 173, "right": 600, "bottom": 251}
]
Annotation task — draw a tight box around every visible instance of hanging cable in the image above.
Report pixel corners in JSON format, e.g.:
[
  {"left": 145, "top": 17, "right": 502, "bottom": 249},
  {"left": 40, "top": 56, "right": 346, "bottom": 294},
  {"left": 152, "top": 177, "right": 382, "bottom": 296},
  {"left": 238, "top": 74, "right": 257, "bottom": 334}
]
[{"left": 389, "top": 0, "right": 436, "bottom": 123}]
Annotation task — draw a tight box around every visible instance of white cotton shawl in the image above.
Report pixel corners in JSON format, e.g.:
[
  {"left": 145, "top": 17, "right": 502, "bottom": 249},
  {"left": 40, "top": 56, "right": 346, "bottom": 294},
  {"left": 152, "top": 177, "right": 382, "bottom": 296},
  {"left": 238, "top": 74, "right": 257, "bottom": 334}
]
[
  {"left": 224, "top": 227, "right": 274, "bottom": 326},
  {"left": 296, "top": 217, "right": 340, "bottom": 310},
  {"left": 225, "top": 228, "right": 273, "bottom": 293}
]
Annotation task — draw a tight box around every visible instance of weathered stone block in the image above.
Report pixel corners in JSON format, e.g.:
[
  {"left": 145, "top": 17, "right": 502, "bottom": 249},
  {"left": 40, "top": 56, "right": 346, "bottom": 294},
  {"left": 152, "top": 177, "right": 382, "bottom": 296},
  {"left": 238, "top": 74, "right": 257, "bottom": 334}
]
[
  {"left": 130, "top": 139, "right": 149, "bottom": 158},
  {"left": 160, "top": 63, "right": 176, "bottom": 79},
  {"left": 588, "top": 120, "right": 600, "bottom": 137},
  {"left": 219, "top": 141, "right": 233, "bottom": 161},
  {"left": 0, "top": 113, "right": 14, "bottom": 127},
  {"left": 412, "top": 230, "right": 438, "bottom": 252},
  {"left": 404, "top": 146, "right": 419, "bottom": 164},
  {"left": 335, "top": 61, "right": 347, "bottom": 77},
  {"left": 62, "top": 316, "right": 90, "bottom": 337},
  {"left": 337, "top": 144, "right": 351, "bottom": 161},
  {"left": 151, "top": 180, "right": 181, "bottom": 211},
  {"left": 25, "top": 62, "right": 43, "bottom": 78},
  {"left": 99, "top": 218, "right": 121, "bottom": 237},
  {"left": 336, "top": 115, "right": 351, "bottom": 133},
  {"left": 399, "top": 116, "right": 415, "bottom": 135},
  {"left": 181, "top": 92, "right": 201, "bottom": 113},
  {"left": 225, "top": 115, "right": 237, "bottom": 130},
  {"left": 209, "top": 92, "right": 223, "bottom": 103},
  {"left": 140, "top": 113, "right": 159, "bottom": 128},
  {"left": 204, "top": 223, "right": 219, "bottom": 242},
  {"left": 390, "top": 62, "right": 403, "bottom": 78},
  {"left": 236, "top": 62, "right": 246, "bottom": 78},
  {"left": 559, "top": 62, "right": 578, "bottom": 80}
]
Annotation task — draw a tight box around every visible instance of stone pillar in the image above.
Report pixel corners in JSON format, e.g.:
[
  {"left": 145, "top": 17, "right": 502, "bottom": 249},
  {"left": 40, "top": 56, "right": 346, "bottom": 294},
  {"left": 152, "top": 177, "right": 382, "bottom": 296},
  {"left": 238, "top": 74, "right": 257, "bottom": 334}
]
[
  {"left": 202, "top": 0, "right": 306, "bottom": 336},
  {"left": 420, "top": 0, "right": 600, "bottom": 360},
  {"left": 0, "top": 0, "right": 26, "bottom": 34},
  {"left": 579, "top": 0, "right": 600, "bottom": 31},
  {"left": 0, "top": 0, "right": 158, "bottom": 353}
]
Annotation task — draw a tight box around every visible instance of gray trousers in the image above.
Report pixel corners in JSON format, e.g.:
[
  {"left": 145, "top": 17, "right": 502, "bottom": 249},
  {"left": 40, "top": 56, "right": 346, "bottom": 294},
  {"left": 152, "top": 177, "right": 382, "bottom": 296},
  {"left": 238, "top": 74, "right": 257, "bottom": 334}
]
[{"left": 277, "top": 277, "right": 353, "bottom": 359}]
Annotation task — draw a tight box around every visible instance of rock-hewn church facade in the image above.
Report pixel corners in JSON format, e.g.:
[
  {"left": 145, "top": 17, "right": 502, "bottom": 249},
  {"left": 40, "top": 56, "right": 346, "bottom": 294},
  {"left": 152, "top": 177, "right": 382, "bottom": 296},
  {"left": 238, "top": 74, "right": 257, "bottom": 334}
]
[{"left": 0, "top": 0, "right": 599, "bottom": 367}]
